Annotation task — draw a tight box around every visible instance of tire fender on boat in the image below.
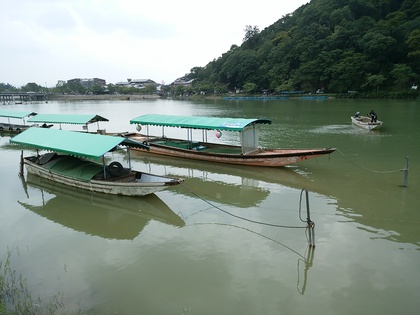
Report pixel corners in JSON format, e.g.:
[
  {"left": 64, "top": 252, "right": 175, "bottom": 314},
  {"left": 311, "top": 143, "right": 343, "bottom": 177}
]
[{"left": 108, "top": 161, "right": 123, "bottom": 177}]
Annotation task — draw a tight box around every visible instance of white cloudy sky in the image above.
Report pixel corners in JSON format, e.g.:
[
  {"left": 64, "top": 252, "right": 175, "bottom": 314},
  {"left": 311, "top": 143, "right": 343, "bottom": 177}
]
[{"left": 1, "top": 0, "right": 308, "bottom": 87}]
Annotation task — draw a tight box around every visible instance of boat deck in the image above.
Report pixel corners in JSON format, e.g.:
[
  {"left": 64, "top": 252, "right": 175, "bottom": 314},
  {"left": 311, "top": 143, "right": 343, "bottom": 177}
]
[{"left": 152, "top": 139, "right": 243, "bottom": 154}]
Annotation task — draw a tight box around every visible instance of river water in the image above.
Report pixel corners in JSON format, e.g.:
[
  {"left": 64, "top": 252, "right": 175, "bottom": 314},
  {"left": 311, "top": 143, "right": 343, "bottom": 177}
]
[{"left": 1, "top": 98, "right": 419, "bottom": 314}]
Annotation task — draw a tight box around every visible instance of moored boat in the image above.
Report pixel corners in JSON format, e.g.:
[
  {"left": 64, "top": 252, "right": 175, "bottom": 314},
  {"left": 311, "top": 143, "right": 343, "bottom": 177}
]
[
  {"left": 127, "top": 114, "right": 336, "bottom": 167},
  {"left": 0, "top": 110, "right": 37, "bottom": 133},
  {"left": 28, "top": 113, "right": 109, "bottom": 133},
  {"left": 10, "top": 128, "right": 183, "bottom": 197}
]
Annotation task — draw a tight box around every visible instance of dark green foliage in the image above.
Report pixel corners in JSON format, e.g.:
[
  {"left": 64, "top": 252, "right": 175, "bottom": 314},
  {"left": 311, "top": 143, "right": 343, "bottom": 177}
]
[
  {"left": 188, "top": 0, "right": 420, "bottom": 95},
  {"left": 0, "top": 83, "right": 16, "bottom": 92}
]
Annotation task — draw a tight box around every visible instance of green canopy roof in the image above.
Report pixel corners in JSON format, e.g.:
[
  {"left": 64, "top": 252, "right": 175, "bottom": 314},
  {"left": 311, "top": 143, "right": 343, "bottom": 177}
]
[
  {"left": 10, "top": 127, "right": 148, "bottom": 159},
  {"left": 28, "top": 114, "right": 109, "bottom": 125},
  {"left": 130, "top": 114, "right": 271, "bottom": 132},
  {"left": 0, "top": 110, "right": 37, "bottom": 119}
]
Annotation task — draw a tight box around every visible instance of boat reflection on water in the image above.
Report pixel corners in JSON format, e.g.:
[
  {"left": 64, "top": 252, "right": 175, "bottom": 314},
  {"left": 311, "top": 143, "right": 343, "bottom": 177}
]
[
  {"left": 136, "top": 155, "right": 275, "bottom": 207},
  {"left": 178, "top": 175, "right": 270, "bottom": 208},
  {"left": 19, "top": 173, "right": 185, "bottom": 240},
  {"left": 130, "top": 152, "right": 314, "bottom": 204}
]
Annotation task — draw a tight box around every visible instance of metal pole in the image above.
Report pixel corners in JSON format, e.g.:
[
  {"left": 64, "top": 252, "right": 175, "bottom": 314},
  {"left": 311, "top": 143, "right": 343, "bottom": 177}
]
[
  {"left": 403, "top": 156, "right": 409, "bottom": 187},
  {"left": 305, "top": 189, "right": 311, "bottom": 223},
  {"left": 102, "top": 157, "right": 106, "bottom": 178},
  {"left": 304, "top": 189, "right": 315, "bottom": 247}
]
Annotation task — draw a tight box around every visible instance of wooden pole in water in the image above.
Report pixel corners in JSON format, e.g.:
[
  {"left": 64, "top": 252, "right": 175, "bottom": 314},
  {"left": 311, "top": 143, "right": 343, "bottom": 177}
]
[
  {"left": 403, "top": 156, "right": 409, "bottom": 187},
  {"left": 19, "top": 150, "right": 24, "bottom": 177}
]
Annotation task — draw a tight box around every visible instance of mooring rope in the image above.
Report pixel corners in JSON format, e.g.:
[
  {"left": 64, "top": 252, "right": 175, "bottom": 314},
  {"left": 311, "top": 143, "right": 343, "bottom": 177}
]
[
  {"left": 336, "top": 148, "right": 404, "bottom": 174},
  {"left": 181, "top": 183, "right": 307, "bottom": 229},
  {"left": 190, "top": 222, "right": 307, "bottom": 259},
  {"left": 298, "top": 188, "right": 310, "bottom": 223}
]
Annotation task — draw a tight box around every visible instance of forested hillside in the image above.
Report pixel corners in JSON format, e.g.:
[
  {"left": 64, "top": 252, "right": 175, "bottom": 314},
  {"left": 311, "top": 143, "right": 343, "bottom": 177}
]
[{"left": 187, "top": 0, "right": 419, "bottom": 96}]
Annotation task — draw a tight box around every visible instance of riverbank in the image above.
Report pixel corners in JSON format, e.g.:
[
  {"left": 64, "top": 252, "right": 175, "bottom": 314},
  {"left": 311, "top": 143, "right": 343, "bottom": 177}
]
[{"left": 48, "top": 94, "right": 161, "bottom": 102}]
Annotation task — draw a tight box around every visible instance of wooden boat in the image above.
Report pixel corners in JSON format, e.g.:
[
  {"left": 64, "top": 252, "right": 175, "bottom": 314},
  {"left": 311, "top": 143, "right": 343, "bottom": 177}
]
[
  {"left": 351, "top": 115, "right": 383, "bottom": 130},
  {"left": 127, "top": 114, "right": 336, "bottom": 167},
  {"left": 28, "top": 113, "right": 109, "bottom": 133},
  {"left": 10, "top": 128, "right": 183, "bottom": 196},
  {"left": 0, "top": 110, "right": 37, "bottom": 133}
]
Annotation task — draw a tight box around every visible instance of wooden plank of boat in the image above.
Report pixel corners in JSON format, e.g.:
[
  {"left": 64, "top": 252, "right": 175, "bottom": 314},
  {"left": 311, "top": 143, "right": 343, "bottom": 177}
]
[
  {"left": 351, "top": 116, "right": 383, "bottom": 130},
  {"left": 10, "top": 128, "right": 183, "bottom": 197},
  {"left": 128, "top": 114, "right": 336, "bottom": 167}
]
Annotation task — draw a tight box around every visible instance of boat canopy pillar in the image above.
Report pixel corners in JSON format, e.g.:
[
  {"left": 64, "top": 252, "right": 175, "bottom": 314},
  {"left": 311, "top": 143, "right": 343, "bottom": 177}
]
[
  {"left": 241, "top": 125, "right": 259, "bottom": 154},
  {"left": 102, "top": 157, "right": 106, "bottom": 178},
  {"left": 127, "top": 148, "right": 132, "bottom": 169}
]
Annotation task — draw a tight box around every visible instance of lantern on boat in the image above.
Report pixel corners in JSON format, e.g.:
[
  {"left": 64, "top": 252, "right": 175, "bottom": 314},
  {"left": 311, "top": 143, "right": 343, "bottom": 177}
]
[
  {"left": 136, "top": 124, "right": 142, "bottom": 132},
  {"left": 215, "top": 130, "right": 222, "bottom": 138}
]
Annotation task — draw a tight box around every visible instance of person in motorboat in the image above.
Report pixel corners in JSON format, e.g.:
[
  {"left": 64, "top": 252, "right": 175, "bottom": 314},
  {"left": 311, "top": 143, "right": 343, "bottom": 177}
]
[{"left": 369, "top": 110, "right": 378, "bottom": 123}]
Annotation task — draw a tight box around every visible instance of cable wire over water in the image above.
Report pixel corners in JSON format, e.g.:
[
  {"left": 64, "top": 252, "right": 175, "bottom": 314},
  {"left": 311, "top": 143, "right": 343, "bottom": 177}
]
[
  {"left": 336, "top": 148, "right": 405, "bottom": 174},
  {"left": 181, "top": 183, "right": 307, "bottom": 229}
]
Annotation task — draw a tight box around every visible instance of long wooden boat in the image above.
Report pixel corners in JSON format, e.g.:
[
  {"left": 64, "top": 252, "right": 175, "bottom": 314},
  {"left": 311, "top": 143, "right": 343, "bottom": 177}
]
[
  {"left": 0, "top": 110, "right": 37, "bottom": 133},
  {"left": 127, "top": 114, "right": 336, "bottom": 167},
  {"left": 351, "top": 115, "right": 383, "bottom": 130},
  {"left": 28, "top": 113, "right": 109, "bottom": 133},
  {"left": 10, "top": 128, "right": 183, "bottom": 196}
]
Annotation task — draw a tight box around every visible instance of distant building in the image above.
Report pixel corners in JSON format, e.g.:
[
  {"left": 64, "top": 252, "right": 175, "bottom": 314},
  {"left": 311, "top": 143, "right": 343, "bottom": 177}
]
[
  {"left": 171, "top": 77, "right": 194, "bottom": 87},
  {"left": 115, "top": 79, "right": 158, "bottom": 89},
  {"left": 67, "top": 78, "right": 106, "bottom": 88}
]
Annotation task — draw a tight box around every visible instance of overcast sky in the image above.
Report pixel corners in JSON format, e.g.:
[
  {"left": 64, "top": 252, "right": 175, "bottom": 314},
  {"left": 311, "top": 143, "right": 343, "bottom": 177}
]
[{"left": 1, "top": 0, "right": 308, "bottom": 88}]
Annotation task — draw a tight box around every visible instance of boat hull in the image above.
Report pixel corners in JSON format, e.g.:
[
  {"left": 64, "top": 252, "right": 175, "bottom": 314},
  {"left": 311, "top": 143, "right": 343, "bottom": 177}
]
[
  {"left": 0, "top": 123, "right": 31, "bottom": 133},
  {"left": 128, "top": 136, "right": 336, "bottom": 167},
  {"left": 351, "top": 116, "right": 383, "bottom": 130},
  {"left": 24, "top": 157, "right": 182, "bottom": 197}
]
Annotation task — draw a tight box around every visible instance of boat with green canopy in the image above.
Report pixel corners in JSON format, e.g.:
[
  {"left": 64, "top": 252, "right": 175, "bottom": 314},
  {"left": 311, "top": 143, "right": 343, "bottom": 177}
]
[
  {"left": 10, "top": 127, "right": 183, "bottom": 196},
  {"left": 127, "top": 114, "right": 336, "bottom": 167},
  {"left": 0, "top": 110, "right": 37, "bottom": 132},
  {"left": 28, "top": 113, "right": 109, "bottom": 133}
]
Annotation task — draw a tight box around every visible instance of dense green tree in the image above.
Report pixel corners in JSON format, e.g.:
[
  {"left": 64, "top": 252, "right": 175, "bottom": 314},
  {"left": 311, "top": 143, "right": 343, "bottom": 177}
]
[
  {"left": 243, "top": 82, "right": 258, "bottom": 94},
  {"left": 363, "top": 74, "right": 386, "bottom": 91},
  {"left": 407, "top": 29, "right": 420, "bottom": 59},
  {"left": 0, "top": 83, "right": 16, "bottom": 92},
  {"left": 183, "top": 0, "right": 419, "bottom": 96},
  {"left": 242, "top": 25, "right": 261, "bottom": 49},
  {"left": 220, "top": 49, "right": 259, "bottom": 89},
  {"left": 88, "top": 84, "right": 104, "bottom": 95},
  {"left": 66, "top": 81, "right": 85, "bottom": 94},
  {"left": 107, "top": 84, "right": 118, "bottom": 94},
  {"left": 21, "top": 83, "right": 42, "bottom": 92},
  {"left": 390, "top": 64, "right": 415, "bottom": 89},
  {"left": 328, "top": 52, "right": 370, "bottom": 92}
]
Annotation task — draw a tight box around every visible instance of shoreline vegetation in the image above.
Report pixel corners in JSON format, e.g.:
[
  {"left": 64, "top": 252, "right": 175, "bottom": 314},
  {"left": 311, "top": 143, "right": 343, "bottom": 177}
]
[
  {"left": 1, "top": 248, "right": 120, "bottom": 314},
  {"left": 46, "top": 91, "right": 418, "bottom": 102},
  {"left": 48, "top": 94, "right": 161, "bottom": 102}
]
